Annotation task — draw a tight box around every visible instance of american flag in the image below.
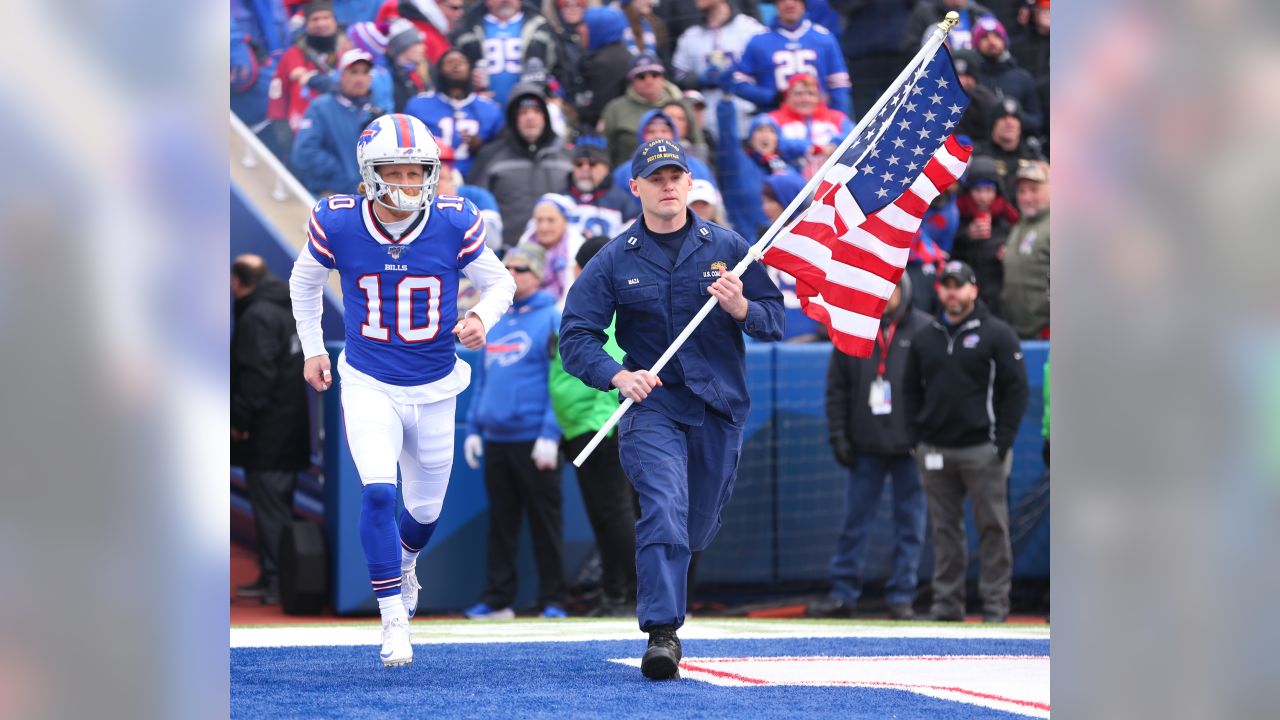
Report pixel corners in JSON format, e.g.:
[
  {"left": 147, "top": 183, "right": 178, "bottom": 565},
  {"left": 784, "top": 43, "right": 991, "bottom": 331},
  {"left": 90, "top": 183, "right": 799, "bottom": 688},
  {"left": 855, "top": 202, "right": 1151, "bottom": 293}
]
[{"left": 761, "top": 47, "right": 973, "bottom": 357}]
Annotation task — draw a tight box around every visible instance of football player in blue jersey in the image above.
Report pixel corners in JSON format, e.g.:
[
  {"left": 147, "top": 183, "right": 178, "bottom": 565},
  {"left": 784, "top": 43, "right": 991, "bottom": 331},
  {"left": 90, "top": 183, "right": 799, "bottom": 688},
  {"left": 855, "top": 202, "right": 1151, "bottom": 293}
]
[{"left": 289, "top": 113, "right": 516, "bottom": 667}]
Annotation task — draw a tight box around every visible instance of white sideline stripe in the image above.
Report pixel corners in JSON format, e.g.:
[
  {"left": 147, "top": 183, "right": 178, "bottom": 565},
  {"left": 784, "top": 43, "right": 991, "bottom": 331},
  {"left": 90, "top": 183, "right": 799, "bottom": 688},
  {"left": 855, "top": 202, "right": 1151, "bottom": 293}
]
[{"left": 231, "top": 619, "right": 1049, "bottom": 648}]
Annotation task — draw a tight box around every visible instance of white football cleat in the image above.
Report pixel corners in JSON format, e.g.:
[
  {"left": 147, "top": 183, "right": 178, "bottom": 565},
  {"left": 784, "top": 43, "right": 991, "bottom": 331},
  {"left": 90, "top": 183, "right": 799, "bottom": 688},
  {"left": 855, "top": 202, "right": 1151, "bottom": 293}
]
[
  {"left": 380, "top": 615, "right": 413, "bottom": 668},
  {"left": 402, "top": 571, "right": 421, "bottom": 619}
]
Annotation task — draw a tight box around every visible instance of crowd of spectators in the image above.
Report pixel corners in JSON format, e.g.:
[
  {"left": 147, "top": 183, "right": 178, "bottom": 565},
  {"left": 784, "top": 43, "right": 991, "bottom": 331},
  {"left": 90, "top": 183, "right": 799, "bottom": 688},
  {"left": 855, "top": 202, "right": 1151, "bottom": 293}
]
[
  {"left": 233, "top": 0, "right": 1050, "bottom": 339},
  {"left": 231, "top": 0, "right": 1051, "bottom": 613}
]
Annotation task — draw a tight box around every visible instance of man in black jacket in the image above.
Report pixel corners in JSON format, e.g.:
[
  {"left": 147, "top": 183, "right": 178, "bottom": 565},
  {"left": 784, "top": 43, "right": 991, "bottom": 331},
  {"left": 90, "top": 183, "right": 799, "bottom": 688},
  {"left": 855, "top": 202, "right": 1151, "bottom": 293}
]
[
  {"left": 231, "top": 255, "right": 311, "bottom": 605},
  {"left": 811, "top": 275, "right": 930, "bottom": 621},
  {"left": 903, "top": 260, "right": 1028, "bottom": 623},
  {"left": 467, "top": 81, "right": 574, "bottom": 248}
]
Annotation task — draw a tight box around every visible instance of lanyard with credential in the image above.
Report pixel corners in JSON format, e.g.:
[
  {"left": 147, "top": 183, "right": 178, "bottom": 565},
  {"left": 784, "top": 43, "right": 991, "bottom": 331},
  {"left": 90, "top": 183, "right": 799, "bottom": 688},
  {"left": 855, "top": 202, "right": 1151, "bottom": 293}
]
[{"left": 876, "top": 322, "right": 898, "bottom": 378}]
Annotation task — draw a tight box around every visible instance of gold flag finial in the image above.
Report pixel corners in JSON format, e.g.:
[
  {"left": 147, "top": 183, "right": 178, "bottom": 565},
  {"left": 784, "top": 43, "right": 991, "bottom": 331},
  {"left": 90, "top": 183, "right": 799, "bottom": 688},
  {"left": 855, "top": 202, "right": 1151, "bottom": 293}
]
[{"left": 940, "top": 11, "right": 960, "bottom": 34}]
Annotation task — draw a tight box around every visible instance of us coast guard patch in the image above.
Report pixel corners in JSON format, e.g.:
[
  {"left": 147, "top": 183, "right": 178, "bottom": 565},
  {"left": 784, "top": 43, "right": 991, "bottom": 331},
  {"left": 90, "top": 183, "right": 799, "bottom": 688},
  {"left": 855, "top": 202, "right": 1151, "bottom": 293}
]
[{"left": 710, "top": 261, "right": 727, "bottom": 274}]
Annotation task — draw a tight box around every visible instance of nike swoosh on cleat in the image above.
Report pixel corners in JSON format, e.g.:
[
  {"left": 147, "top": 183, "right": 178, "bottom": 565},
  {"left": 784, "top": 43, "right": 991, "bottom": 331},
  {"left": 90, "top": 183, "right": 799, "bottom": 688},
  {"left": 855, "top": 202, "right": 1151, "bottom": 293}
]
[{"left": 381, "top": 651, "right": 394, "bottom": 658}]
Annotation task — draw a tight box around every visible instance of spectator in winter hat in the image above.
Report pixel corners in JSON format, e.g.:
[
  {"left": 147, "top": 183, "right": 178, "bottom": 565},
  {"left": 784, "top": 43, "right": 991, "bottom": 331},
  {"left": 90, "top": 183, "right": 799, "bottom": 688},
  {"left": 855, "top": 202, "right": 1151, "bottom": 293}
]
[
  {"left": 952, "top": 154, "right": 1020, "bottom": 315},
  {"left": 266, "top": 1, "right": 349, "bottom": 136},
  {"left": 950, "top": 48, "right": 999, "bottom": 142},
  {"left": 374, "top": 0, "right": 456, "bottom": 63},
  {"left": 347, "top": 21, "right": 389, "bottom": 60},
  {"left": 972, "top": 15, "right": 1044, "bottom": 134},
  {"left": 520, "top": 194, "right": 586, "bottom": 306},
  {"left": 973, "top": 96, "right": 1045, "bottom": 190},
  {"left": 715, "top": 100, "right": 799, "bottom": 239},
  {"left": 576, "top": 6, "right": 633, "bottom": 130},
  {"left": 1001, "top": 159, "right": 1050, "bottom": 339},
  {"left": 385, "top": 18, "right": 432, "bottom": 110},
  {"left": 345, "top": 21, "right": 396, "bottom": 109},
  {"left": 562, "top": 139, "right": 640, "bottom": 241}
]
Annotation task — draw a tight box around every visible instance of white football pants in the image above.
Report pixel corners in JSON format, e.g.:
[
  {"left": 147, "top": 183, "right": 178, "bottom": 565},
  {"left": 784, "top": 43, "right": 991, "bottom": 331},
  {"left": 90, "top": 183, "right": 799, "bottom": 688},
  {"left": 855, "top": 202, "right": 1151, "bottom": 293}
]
[{"left": 339, "top": 382, "right": 455, "bottom": 524}]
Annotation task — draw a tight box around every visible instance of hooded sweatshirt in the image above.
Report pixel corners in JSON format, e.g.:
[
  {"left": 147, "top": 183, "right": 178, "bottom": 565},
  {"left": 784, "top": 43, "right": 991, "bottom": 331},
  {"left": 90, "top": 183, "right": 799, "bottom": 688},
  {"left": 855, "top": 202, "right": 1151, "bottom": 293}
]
[
  {"left": 466, "top": 290, "right": 562, "bottom": 442},
  {"left": 466, "top": 82, "right": 575, "bottom": 248}
]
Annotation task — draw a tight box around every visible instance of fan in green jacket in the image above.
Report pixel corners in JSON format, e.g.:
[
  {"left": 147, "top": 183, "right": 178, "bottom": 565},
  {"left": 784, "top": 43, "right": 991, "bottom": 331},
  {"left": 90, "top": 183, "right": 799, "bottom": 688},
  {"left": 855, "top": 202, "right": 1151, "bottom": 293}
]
[
  {"left": 545, "top": 234, "right": 638, "bottom": 617},
  {"left": 550, "top": 318, "right": 624, "bottom": 439}
]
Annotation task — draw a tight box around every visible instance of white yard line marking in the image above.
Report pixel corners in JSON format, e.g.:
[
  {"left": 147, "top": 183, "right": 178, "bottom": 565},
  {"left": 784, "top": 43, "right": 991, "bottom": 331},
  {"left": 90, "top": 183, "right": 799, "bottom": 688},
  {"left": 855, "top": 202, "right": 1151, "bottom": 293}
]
[{"left": 231, "top": 619, "right": 1049, "bottom": 648}]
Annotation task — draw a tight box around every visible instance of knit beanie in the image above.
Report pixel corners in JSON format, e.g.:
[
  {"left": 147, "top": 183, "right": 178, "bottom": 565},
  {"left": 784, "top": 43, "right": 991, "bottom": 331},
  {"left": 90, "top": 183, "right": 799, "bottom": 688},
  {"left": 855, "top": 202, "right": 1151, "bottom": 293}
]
[
  {"left": 347, "top": 21, "right": 389, "bottom": 58},
  {"left": 505, "top": 243, "right": 547, "bottom": 279}
]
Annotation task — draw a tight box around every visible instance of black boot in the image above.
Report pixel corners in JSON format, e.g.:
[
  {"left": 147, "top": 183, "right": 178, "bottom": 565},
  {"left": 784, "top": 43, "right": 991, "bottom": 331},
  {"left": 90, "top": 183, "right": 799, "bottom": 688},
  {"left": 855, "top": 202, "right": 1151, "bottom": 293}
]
[
  {"left": 806, "top": 596, "right": 855, "bottom": 619},
  {"left": 641, "top": 625, "right": 682, "bottom": 680},
  {"left": 236, "top": 576, "right": 272, "bottom": 598}
]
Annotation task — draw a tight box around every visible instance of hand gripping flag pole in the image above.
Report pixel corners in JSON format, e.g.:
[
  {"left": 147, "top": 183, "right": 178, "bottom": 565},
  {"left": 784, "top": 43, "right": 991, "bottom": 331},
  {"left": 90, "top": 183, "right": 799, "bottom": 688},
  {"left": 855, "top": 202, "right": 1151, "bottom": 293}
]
[{"left": 572, "top": 13, "right": 964, "bottom": 468}]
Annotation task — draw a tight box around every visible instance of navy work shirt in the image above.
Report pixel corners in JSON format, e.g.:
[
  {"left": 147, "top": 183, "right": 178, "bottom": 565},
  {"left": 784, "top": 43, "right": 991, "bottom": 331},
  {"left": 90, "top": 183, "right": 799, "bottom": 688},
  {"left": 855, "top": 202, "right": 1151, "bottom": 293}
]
[{"left": 560, "top": 210, "right": 785, "bottom": 426}]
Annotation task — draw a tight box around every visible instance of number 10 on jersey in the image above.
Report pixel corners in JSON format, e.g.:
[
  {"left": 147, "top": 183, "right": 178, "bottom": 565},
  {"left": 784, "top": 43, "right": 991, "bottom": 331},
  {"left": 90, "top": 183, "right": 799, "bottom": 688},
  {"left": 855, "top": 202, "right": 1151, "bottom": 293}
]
[{"left": 357, "top": 274, "right": 442, "bottom": 343}]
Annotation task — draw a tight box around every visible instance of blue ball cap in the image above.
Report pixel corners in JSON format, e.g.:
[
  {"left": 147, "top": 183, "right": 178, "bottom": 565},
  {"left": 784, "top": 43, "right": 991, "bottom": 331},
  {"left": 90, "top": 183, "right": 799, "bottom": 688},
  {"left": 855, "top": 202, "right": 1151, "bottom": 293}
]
[{"left": 631, "top": 139, "right": 690, "bottom": 179}]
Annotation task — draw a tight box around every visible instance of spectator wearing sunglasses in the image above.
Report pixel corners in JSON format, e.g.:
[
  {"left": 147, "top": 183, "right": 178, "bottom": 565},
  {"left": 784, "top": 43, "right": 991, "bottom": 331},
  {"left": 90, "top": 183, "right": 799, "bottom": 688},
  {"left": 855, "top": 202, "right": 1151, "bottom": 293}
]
[
  {"left": 600, "top": 54, "right": 706, "bottom": 167},
  {"left": 463, "top": 242, "right": 567, "bottom": 620}
]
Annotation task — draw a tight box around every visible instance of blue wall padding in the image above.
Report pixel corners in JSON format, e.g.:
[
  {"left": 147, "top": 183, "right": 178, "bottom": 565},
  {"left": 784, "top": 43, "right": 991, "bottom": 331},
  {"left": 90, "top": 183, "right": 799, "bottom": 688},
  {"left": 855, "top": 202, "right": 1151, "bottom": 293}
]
[{"left": 322, "top": 341, "right": 1050, "bottom": 614}]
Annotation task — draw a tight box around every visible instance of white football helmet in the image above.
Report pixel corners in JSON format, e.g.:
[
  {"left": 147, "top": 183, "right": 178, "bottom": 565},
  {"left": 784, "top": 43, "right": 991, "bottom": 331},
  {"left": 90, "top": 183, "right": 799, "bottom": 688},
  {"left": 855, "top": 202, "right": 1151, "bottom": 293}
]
[{"left": 356, "top": 113, "right": 442, "bottom": 212}]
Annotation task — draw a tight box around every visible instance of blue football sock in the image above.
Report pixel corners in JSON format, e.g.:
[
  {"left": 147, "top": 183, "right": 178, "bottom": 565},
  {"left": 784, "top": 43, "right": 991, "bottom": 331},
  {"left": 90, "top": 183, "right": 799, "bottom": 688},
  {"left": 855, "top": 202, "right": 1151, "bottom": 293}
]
[
  {"left": 399, "top": 509, "right": 438, "bottom": 571},
  {"left": 360, "top": 483, "right": 402, "bottom": 599}
]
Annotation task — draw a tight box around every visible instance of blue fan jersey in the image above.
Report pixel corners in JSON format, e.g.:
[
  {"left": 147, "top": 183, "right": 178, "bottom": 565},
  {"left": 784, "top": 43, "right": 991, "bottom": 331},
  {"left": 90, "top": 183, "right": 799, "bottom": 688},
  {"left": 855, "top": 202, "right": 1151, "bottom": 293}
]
[
  {"left": 733, "top": 20, "right": 851, "bottom": 106},
  {"left": 306, "top": 194, "right": 489, "bottom": 386},
  {"left": 482, "top": 13, "right": 526, "bottom": 108},
  {"left": 403, "top": 91, "right": 504, "bottom": 177}
]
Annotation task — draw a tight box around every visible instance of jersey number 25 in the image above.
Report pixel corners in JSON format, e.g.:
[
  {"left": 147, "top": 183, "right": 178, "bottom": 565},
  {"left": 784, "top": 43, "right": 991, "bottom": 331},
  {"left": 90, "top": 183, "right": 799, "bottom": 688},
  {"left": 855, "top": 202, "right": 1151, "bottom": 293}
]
[
  {"left": 357, "top": 275, "right": 441, "bottom": 343},
  {"left": 771, "top": 49, "right": 818, "bottom": 91}
]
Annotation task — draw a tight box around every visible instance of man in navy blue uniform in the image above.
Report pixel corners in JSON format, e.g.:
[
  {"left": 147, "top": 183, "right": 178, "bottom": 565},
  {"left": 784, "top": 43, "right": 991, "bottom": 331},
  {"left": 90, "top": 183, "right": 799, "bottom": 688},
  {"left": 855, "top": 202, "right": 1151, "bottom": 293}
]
[{"left": 560, "top": 139, "right": 784, "bottom": 680}]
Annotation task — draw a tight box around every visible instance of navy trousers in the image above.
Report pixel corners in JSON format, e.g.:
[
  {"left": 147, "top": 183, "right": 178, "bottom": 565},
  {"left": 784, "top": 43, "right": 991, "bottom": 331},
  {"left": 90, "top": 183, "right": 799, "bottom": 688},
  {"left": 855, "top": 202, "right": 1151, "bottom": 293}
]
[
  {"left": 617, "top": 403, "right": 742, "bottom": 631},
  {"left": 828, "top": 453, "right": 926, "bottom": 606}
]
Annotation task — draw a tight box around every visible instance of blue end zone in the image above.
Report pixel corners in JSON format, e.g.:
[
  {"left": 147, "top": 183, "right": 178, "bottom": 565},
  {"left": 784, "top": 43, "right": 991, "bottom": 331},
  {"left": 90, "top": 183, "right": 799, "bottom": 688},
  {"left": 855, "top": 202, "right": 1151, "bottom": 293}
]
[{"left": 232, "top": 636, "right": 1048, "bottom": 719}]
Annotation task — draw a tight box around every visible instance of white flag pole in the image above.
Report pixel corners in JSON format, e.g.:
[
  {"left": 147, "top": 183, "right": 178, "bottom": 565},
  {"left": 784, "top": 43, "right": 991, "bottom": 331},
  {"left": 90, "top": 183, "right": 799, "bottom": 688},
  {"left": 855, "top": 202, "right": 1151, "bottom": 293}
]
[{"left": 572, "top": 14, "right": 961, "bottom": 468}]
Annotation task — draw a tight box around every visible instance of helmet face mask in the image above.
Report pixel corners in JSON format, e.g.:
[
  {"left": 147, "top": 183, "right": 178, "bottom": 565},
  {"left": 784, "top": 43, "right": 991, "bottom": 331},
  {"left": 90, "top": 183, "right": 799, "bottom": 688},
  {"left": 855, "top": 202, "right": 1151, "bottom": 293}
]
[{"left": 356, "top": 114, "right": 442, "bottom": 213}]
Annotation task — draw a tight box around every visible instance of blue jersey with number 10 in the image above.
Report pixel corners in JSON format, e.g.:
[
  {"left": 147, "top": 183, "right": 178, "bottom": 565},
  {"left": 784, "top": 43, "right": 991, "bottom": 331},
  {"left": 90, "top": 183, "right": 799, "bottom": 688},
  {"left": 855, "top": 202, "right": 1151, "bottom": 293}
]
[{"left": 306, "top": 194, "right": 489, "bottom": 386}]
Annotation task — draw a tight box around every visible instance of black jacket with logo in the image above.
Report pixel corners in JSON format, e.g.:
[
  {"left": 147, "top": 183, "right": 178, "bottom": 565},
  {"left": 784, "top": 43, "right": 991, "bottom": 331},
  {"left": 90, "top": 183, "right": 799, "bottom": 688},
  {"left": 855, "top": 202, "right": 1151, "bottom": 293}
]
[
  {"left": 902, "top": 301, "right": 1029, "bottom": 452},
  {"left": 826, "top": 307, "right": 932, "bottom": 456}
]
